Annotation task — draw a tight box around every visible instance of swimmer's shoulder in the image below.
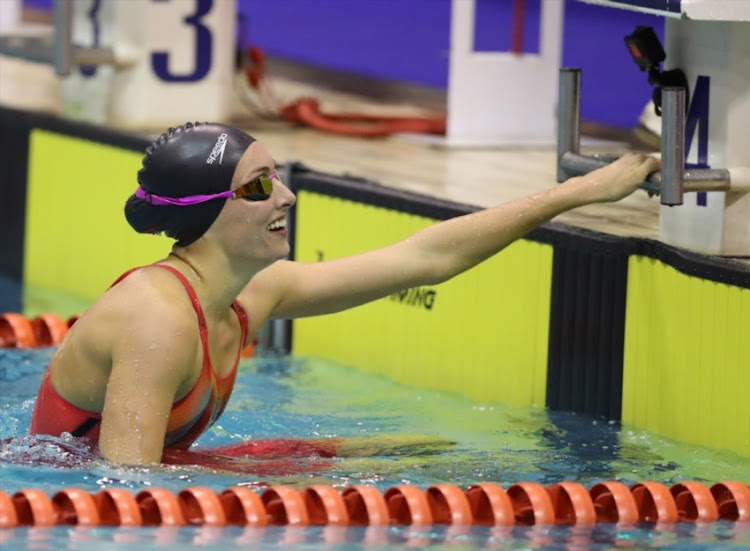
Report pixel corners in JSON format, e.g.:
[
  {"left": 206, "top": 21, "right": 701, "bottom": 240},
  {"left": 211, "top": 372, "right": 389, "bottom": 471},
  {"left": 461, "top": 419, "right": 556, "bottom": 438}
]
[
  {"left": 107, "top": 265, "right": 198, "bottom": 312},
  {"left": 72, "top": 266, "right": 199, "bottom": 349}
]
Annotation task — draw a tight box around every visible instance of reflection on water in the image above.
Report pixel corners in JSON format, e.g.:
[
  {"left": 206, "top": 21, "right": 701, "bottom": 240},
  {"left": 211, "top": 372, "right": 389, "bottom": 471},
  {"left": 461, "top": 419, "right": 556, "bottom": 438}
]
[{"left": 0, "top": 519, "right": 749, "bottom": 550}]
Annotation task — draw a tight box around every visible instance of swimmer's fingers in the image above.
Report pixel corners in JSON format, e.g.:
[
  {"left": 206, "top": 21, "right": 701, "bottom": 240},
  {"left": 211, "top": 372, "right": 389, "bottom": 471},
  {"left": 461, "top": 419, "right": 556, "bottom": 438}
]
[
  {"left": 589, "top": 152, "right": 661, "bottom": 202},
  {"left": 633, "top": 153, "right": 660, "bottom": 198}
]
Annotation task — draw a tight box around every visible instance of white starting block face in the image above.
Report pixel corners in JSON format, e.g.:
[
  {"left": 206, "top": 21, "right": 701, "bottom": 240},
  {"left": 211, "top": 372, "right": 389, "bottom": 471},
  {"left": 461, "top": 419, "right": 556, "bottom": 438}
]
[
  {"left": 61, "top": 0, "right": 237, "bottom": 128},
  {"left": 445, "top": 0, "right": 564, "bottom": 147},
  {"left": 581, "top": 0, "right": 750, "bottom": 255},
  {"left": 659, "top": 19, "right": 750, "bottom": 255}
]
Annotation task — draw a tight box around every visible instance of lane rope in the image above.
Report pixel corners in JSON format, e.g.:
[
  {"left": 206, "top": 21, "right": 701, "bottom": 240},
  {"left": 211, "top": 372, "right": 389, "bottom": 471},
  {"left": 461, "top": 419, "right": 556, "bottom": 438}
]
[{"left": 1, "top": 481, "right": 748, "bottom": 527}]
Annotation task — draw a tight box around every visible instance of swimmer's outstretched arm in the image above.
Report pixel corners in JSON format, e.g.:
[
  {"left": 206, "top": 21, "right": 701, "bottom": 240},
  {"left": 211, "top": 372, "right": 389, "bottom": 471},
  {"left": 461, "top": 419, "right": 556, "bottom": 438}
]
[{"left": 247, "top": 152, "right": 659, "bottom": 320}]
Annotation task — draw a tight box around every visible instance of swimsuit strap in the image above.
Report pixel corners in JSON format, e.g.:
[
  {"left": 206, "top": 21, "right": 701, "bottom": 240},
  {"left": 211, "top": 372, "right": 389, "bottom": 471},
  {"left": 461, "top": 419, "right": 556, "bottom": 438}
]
[
  {"left": 230, "top": 300, "right": 249, "bottom": 349},
  {"left": 153, "top": 266, "right": 250, "bottom": 378},
  {"left": 111, "top": 265, "right": 251, "bottom": 385},
  {"left": 110, "top": 264, "right": 210, "bottom": 362},
  {"left": 151, "top": 264, "right": 210, "bottom": 354}
]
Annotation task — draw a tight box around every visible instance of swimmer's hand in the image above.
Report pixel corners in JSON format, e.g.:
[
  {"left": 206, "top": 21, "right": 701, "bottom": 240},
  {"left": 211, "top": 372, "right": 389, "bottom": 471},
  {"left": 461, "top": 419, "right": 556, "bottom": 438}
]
[{"left": 567, "top": 152, "right": 660, "bottom": 204}]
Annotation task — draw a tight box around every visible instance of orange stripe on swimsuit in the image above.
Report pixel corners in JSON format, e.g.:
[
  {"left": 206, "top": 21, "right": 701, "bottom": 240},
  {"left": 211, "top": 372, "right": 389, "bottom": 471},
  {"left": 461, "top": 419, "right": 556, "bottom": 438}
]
[{"left": 29, "top": 264, "right": 249, "bottom": 451}]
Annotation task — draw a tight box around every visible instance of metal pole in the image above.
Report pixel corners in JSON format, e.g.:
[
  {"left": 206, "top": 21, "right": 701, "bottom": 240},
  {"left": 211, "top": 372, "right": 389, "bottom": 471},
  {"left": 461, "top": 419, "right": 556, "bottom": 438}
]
[
  {"left": 660, "top": 87, "right": 686, "bottom": 206},
  {"left": 52, "top": 0, "right": 73, "bottom": 76},
  {"left": 559, "top": 152, "right": 733, "bottom": 194},
  {"left": 557, "top": 68, "right": 581, "bottom": 182}
]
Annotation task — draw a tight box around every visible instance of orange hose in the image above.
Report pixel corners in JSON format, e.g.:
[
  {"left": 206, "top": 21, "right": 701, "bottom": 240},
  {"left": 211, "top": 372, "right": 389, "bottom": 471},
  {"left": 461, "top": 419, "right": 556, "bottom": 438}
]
[
  {"left": 241, "top": 46, "right": 446, "bottom": 138},
  {"left": 280, "top": 98, "right": 446, "bottom": 138}
]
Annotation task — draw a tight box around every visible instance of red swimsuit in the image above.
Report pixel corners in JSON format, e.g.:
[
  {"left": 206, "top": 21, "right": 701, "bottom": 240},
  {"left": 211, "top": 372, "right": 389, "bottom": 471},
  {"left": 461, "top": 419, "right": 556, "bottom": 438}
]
[{"left": 29, "top": 264, "right": 249, "bottom": 450}]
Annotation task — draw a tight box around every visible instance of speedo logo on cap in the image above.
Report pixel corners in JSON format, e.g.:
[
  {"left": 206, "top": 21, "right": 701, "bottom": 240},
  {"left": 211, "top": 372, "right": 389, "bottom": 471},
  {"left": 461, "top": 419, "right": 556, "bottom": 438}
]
[{"left": 206, "top": 133, "right": 228, "bottom": 165}]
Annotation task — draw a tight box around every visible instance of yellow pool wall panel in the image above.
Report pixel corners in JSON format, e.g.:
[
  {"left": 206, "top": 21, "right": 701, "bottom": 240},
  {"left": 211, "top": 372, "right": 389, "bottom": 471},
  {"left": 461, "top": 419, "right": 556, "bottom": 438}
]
[
  {"left": 24, "top": 129, "right": 173, "bottom": 305},
  {"left": 623, "top": 255, "right": 750, "bottom": 457},
  {"left": 291, "top": 191, "right": 553, "bottom": 406}
]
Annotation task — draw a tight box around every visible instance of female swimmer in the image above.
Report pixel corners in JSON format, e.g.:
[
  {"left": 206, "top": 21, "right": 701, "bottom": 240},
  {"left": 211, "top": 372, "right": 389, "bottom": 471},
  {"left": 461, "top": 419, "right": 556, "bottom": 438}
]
[{"left": 30, "top": 122, "right": 659, "bottom": 465}]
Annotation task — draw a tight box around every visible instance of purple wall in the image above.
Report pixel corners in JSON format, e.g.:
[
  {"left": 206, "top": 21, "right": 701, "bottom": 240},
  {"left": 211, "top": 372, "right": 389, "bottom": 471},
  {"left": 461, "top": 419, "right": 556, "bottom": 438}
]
[
  {"left": 23, "top": 0, "right": 665, "bottom": 129},
  {"left": 21, "top": 0, "right": 51, "bottom": 9},
  {"left": 239, "top": 0, "right": 665, "bottom": 129}
]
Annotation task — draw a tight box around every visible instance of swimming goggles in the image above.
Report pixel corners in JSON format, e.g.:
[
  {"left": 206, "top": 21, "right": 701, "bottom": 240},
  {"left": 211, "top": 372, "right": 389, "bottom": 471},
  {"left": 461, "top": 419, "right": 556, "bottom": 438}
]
[{"left": 136, "top": 173, "right": 275, "bottom": 206}]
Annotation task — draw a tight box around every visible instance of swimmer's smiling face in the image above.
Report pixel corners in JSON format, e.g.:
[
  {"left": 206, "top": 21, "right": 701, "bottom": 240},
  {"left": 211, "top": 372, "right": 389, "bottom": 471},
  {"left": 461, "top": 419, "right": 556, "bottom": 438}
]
[{"left": 204, "top": 141, "right": 296, "bottom": 263}]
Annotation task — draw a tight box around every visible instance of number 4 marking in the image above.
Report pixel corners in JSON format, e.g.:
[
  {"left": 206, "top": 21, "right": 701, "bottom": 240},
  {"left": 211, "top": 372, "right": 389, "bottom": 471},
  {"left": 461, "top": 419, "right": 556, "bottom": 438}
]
[{"left": 684, "top": 76, "right": 710, "bottom": 207}]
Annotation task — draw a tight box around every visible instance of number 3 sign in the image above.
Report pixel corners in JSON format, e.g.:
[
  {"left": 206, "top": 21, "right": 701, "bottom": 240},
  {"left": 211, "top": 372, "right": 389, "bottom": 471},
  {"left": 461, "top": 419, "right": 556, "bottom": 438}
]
[
  {"left": 151, "top": 0, "right": 215, "bottom": 83},
  {"left": 101, "top": 0, "right": 237, "bottom": 128}
]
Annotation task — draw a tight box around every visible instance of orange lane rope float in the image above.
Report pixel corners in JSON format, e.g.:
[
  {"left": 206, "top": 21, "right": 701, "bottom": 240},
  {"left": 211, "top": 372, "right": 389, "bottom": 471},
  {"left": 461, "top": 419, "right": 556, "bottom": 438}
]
[
  {"left": 1, "top": 481, "right": 748, "bottom": 528},
  {"left": 0, "top": 312, "right": 71, "bottom": 349},
  {"left": 0, "top": 312, "right": 256, "bottom": 357}
]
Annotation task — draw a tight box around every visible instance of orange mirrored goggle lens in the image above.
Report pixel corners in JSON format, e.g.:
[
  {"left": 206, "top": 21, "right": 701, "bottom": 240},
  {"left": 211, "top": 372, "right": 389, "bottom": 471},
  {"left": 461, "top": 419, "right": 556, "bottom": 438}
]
[{"left": 232, "top": 173, "right": 275, "bottom": 201}]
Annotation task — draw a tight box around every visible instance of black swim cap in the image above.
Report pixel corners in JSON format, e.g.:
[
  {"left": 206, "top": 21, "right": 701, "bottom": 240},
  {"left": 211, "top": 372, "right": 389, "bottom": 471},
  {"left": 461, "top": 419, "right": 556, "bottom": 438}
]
[{"left": 124, "top": 122, "right": 256, "bottom": 246}]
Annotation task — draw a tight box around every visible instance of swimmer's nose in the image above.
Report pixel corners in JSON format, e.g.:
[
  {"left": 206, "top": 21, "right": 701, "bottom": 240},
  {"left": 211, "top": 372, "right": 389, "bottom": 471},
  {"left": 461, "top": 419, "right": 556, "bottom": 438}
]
[{"left": 273, "top": 175, "right": 296, "bottom": 208}]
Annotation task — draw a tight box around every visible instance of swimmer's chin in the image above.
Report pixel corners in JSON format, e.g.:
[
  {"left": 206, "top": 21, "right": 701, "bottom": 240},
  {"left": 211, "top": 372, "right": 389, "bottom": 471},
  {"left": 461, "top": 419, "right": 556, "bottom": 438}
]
[{"left": 271, "top": 241, "right": 291, "bottom": 259}]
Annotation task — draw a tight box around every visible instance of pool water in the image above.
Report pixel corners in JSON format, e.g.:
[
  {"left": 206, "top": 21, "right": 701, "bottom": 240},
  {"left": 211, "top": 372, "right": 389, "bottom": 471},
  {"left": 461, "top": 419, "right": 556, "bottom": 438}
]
[{"left": 1, "top": 348, "right": 749, "bottom": 549}]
